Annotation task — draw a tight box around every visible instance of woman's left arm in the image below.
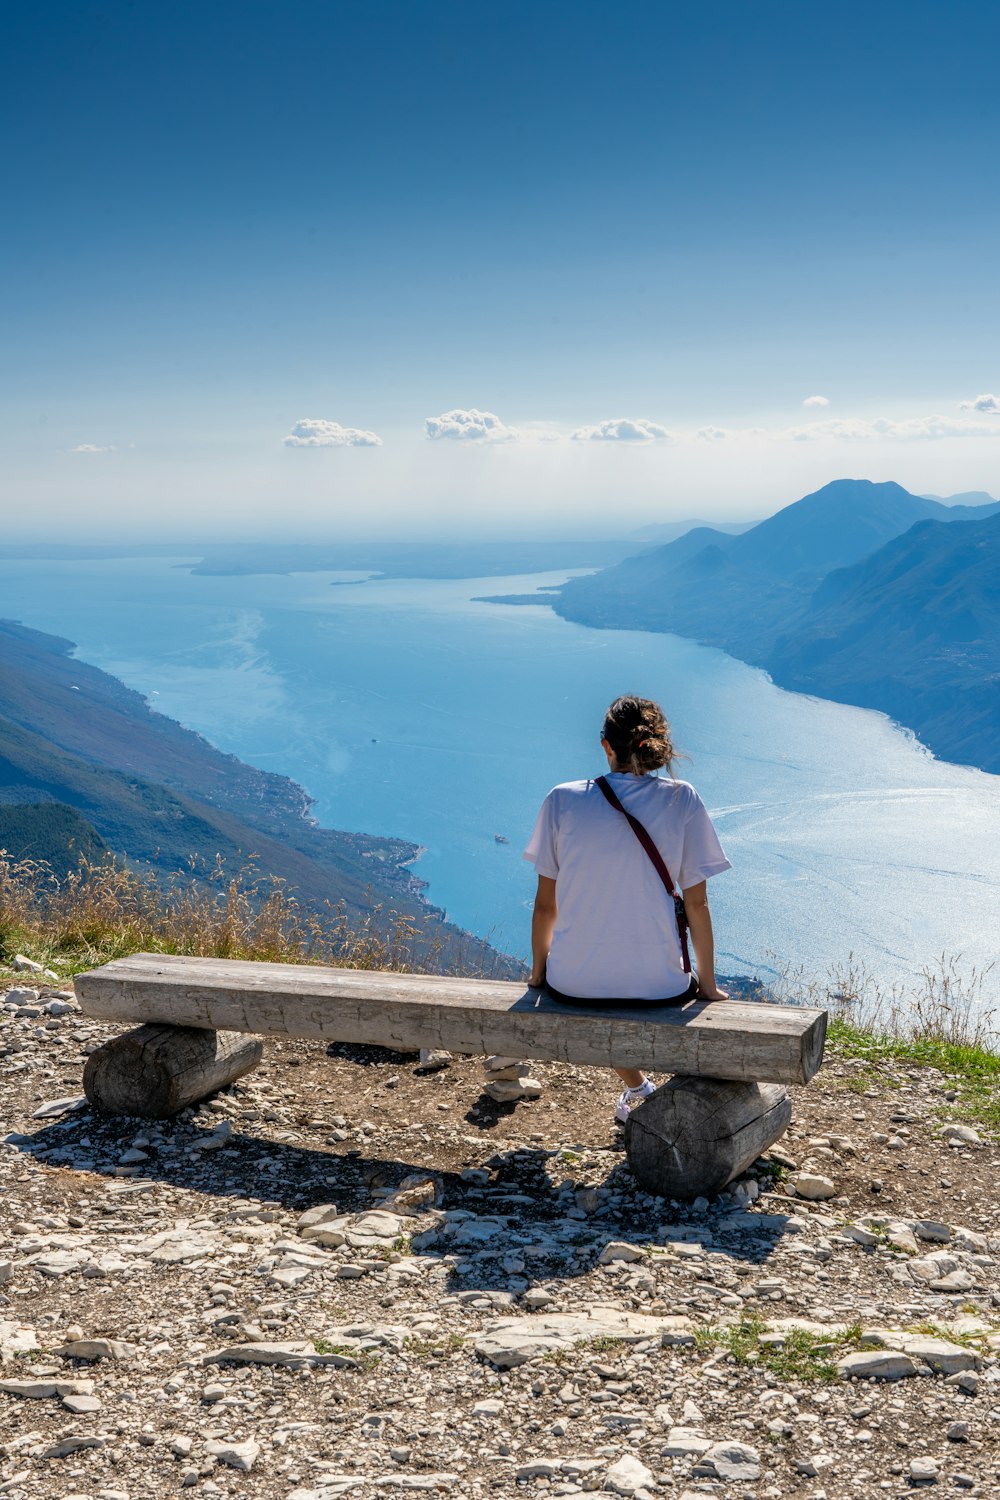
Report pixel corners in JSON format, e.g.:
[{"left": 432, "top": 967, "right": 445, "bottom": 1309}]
[
  {"left": 683, "top": 880, "right": 729, "bottom": 1000},
  {"left": 528, "top": 875, "right": 557, "bottom": 987}
]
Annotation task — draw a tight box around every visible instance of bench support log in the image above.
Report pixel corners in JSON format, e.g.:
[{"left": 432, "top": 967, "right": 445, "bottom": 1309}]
[
  {"left": 624, "top": 1076, "right": 792, "bottom": 1201},
  {"left": 83, "top": 1024, "right": 263, "bottom": 1118}
]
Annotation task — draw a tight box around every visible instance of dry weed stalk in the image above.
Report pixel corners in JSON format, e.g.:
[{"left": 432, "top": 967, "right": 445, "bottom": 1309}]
[
  {"left": 0, "top": 851, "right": 483, "bottom": 978},
  {"left": 761, "top": 948, "right": 999, "bottom": 1056}
]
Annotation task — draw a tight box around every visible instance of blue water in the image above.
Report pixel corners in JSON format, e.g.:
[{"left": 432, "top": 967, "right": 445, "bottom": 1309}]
[{"left": 2, "top": 555, "right": 999, "bottom": 999}]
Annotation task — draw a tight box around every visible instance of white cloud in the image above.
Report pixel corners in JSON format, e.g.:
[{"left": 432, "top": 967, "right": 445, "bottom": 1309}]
[
  {"left": 802, "top": 395, "right": 830, "bottom": 408},
  {"left": 570, "top": 417, "right": 673, "bottom": 443},
  {"left": 424, "top": 408, "right": 516, "bottom": 442},
  {"left": 960, "top": 392, "right": 1000, "bottom": 414},
  {"left": 69, "top": 443, "right": 114, "bottom": 453},
  {"left": 695, "top": 426, "right": 730, "bottom": 442},
  {"left": 284, "top": 418, "right": 382, "bottom": 448},
  {"left": 786, "top": 414, "right": 1000, "bottom": 442}
]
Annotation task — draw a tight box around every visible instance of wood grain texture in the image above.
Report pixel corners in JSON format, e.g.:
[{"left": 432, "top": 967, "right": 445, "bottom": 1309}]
[
  {"left": 83, "top": 1024, "right": 264, "bottom": 1118},
  {"left": 624, "top": 1077, "right": 793, "bottom": 1200},
  {"left": 74, "top": 953, "right": 826, "bottom": 1085}
]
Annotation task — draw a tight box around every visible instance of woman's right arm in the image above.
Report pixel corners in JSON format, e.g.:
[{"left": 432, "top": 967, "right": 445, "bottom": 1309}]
[{"left": 528, "top": 875, "right": 557, "bottom": 987}]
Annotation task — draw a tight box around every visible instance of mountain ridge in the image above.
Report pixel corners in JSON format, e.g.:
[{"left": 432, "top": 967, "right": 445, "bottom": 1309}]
[{"left": 551, "top": 479, "right": 1000, "bottom": 772}]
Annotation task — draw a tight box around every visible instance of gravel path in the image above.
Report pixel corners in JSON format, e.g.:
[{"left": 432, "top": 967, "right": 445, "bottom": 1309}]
[{"left": 2, "top": 978, "right": 999, "bottom": 1499}]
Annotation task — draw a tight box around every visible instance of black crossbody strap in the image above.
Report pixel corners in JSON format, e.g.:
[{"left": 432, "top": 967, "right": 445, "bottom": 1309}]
[{"left": 594, "top": 775, "right": 692, "bottom": 974}]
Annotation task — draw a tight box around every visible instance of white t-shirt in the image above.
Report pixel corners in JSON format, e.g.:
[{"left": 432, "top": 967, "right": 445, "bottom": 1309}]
[{"left": 523, "top": 772, "right": 731, "bottom": 1000}]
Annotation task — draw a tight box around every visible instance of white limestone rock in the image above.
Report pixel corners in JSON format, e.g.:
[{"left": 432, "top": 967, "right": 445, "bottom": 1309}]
[
  {"left": 930, "top": 1268, "right": 975, "bottom": 1292},
  {"left": 953, "top": 1226, "right": 988, "bottom": 1254},
  {"left": 695, "top": 1441, "right": 762, "bottom": 1482},
  {"left": 0, "top": 1377, "right": 94, "bottom": 1398},
  {"left": 297, "top": 1202, "right": 341, "bottom": 1232},
  {"left": 788, "top": 1172, "right": 836, "bottom": 1200},
  {"left": 941, "top": 1123, "right": 982, "bottom": 1146},
  {"left": 598, "top": 1240, "right": 646, "bottom": 1264},
  {"left": 661, "top": 1426, "right": 711, "bottom": 1457},
  {"left": 474, "top": 1309, "right": 676, "bottom": 1367},
  {"left": 484, "top": 1076, "right": 542, "bottom": 1103},
  {"left": 837, "top": 1350, "right": 920, "bottom": 1380},
  {"left": 416, "top": 1049, "right": 451, "bottom": 1072},
  {"left": 380, "top": 1174, "right": 442, "bottom": 1216},
  {"left": 205, "top": 1340, "right": 358, "bottom": 1369},
  {"left": 206, "top": 1437, "right": 260, "bottom": 1471},
  {"left": 885, "top": 1221, "right": 920, "bottom": 1254},
  {"left": 31, "top": 1095, "right": 88, "bottom": 1119},
  {"left": 909, "top": 1251, "right": 960, "bottom": 1282},
  {"left": 605, "top": 1456, "right": 654, "bottom": 1495},
  {"left": 912, "top": 1219, "right": 951, "bottom": 1242},
  {"left": 900, "top": 1336, "right": 981, "bottom": 1375},
  {"left": 42, "top": 1432, "right": 110, "bottom": 1458},
  {"left": 57, "top": 1339, "right": 137, "bottom": 1361},
  {"left": 12, "top": 954, "right": 44, "bottom": 973},
  {"left": 0, "top": 1320, "right": 38, "bottom": 1357}
]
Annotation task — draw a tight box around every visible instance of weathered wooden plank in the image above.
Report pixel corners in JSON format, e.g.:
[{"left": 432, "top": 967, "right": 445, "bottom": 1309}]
[
  {"left": 83, "top": 1024, "right": 263, "bottom": 1118},
  {"left": 624, "top": 1077, "right": 792, "bottom": 1199},
  {"left": 74, "top": 953, "right": 826, "bottom": 1085}
]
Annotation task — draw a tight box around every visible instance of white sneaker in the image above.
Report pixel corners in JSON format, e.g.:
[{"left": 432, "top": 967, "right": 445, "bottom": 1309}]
[{"left": 614, "top": 1078, "right": 656, "bottom": 1124}]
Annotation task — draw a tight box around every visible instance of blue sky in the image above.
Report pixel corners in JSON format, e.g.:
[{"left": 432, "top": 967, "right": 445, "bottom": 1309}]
[{"left": 2, "top": 0, "right": 998, "bottom": 537}]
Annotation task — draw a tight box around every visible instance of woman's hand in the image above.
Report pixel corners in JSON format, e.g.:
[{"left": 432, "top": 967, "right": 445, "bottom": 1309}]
[
  {"left": 696, "top": 984, "right": 729, "bottom": 1002},
  {"left": 527, "top": 967, "right": 546, "bottom": 989}
]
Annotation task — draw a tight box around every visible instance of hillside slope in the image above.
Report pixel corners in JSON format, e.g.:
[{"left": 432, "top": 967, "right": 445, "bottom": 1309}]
[
  {"left": 551, "top": 480, "right": 1000, "bottom": 771},
  {"left": 0, "top": 619, "right": 513, "bottom": 972},
  {"left": 768, "top": 510, "right": 1000, "bottom": 770},
  {"left": 0, "top": 801, "right": 107, "bottom": 874},
  {"left": 554, "top": 480, "right": 1000, "bottom": 661}
]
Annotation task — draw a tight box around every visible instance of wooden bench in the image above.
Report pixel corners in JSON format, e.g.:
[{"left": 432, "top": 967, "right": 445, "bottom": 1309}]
[{"left": 74, "top": 952, "right": 827, "bottom": 1201}]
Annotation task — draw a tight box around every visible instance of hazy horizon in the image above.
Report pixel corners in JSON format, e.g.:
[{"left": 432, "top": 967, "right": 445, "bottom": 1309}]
[{"left": 1, "top": 478, "right": 996, "bottom": 551}]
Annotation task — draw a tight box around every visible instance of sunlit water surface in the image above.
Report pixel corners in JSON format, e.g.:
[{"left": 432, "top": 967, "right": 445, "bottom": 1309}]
[{"left": 2, "top": 556, "right": 998, "bottom": 1009}]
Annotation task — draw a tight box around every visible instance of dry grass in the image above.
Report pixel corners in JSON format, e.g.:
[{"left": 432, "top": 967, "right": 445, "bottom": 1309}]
[
  {"left": 761, "top": 949, "right": 999, "bottom": 1053},
  {"left": 0, "top": 851, "right": 482, "bottom": 980},
  {"left": 758, "top": 950, "right": 1000, "bottom": 1132}
]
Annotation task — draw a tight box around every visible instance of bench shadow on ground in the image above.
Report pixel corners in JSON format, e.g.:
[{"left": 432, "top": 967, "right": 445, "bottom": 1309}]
[{"left": 15, "top": 1107, "right": 801, "bottom": 1295}]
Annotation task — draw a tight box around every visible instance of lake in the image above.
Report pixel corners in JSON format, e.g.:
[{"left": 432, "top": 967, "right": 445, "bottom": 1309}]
[{"left": 2, "top": 554, "right": 999, "bottom": 1005}]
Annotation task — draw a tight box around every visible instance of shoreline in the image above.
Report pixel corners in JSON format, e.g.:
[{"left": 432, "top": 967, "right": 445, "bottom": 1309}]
[{"left": 478, "top": 587, "right": 995, "bottom": 781}]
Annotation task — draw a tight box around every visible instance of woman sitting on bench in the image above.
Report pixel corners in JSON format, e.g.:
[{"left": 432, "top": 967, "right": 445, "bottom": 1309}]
[{"left": 524, "top": 693, "right": 731, "bottom": 1125}]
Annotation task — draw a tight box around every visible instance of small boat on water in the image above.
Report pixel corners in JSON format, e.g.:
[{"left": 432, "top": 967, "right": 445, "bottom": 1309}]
[{"left": 494, "top": 833, "right": 509, "bottom": 844}]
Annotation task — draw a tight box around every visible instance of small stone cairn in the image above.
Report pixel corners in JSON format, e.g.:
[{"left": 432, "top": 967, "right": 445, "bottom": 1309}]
[{"left": 482, "top": 1054, "right": 542, "bottom": 1104}]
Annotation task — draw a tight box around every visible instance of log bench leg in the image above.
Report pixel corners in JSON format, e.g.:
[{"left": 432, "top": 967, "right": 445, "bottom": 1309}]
[
  {"left": 623, "top": 1076, "right": 792, "bottom": 1201},
  {"left": 83, "top": 1024, "right": 264, "bottom": 1118}
]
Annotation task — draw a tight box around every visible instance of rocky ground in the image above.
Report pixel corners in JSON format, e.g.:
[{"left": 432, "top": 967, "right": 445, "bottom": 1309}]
[{"left": 2, "top": 973, "right": 1000, "bottom": 1500}]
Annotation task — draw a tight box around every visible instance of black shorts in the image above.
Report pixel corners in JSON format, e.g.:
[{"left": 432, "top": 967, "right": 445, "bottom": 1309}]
[{"left": 544, "top": 975, "right": 699, "bottom": 1008}]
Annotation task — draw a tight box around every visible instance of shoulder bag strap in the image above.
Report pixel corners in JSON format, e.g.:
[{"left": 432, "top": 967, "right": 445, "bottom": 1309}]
[{"left": 594, "top": 775, "right": 692, "bottom": 973}]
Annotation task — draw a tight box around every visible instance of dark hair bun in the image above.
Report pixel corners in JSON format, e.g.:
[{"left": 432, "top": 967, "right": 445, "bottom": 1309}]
[{"left": 602, "top": 695, "right": 675, "bottom": 772}]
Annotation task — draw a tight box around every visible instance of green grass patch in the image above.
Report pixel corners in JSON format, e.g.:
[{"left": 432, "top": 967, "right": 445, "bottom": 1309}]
[
  {"left": 906, "top": 1322, "right": 988, "bottom": 1349},
  {"left": 828, "top": 1016, "right": 1000, "bottom": 1134},
  {"left": 692, "top": 1316, "right": 863, "bottom": 1384},
  {"left": 312, "top": 1338, "right": 381, "bottom": 1371}
]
